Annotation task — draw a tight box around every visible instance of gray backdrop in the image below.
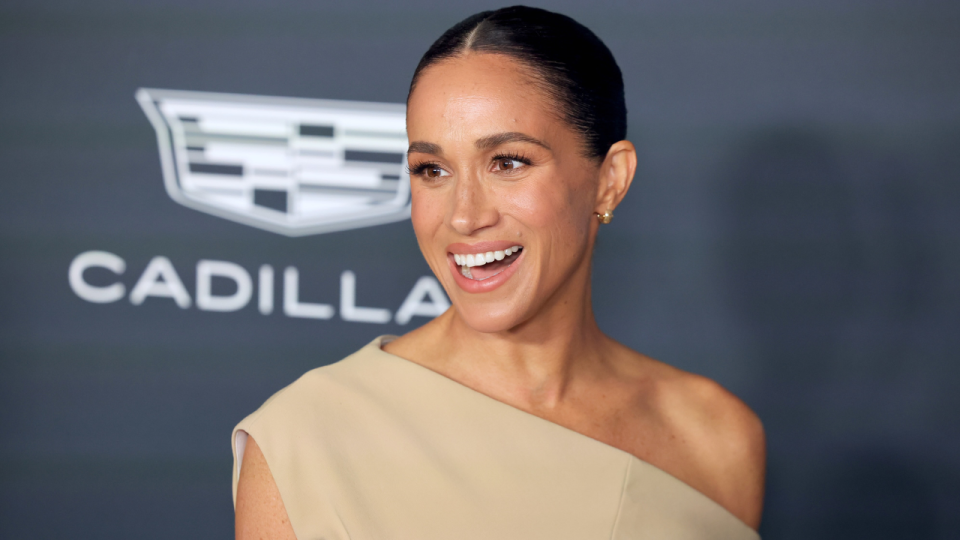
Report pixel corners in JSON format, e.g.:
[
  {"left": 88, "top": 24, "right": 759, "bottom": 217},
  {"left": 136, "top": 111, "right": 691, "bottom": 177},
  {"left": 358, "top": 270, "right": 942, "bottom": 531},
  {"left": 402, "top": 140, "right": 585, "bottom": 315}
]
[{"left": 1, "top": 0, "right": 958, "bottom": 538}]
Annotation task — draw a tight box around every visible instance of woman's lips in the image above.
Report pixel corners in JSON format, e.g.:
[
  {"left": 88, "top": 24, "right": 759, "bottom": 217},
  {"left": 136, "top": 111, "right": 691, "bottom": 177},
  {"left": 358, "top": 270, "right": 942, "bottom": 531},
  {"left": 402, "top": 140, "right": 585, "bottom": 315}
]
[
  {"left": 448, "top": 245, "right": 525, "bottom": 293},
  {"left": 455, "top": 245, "right": 522, "bottom": 280},
  {"left": 447, "top": 242, "right": 524, "bottom": 275}
]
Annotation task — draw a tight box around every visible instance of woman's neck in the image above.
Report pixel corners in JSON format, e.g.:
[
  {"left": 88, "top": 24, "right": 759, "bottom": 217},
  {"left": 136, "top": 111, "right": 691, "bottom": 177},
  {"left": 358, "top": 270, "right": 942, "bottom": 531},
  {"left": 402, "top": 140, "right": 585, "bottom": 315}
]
[{"left": 395, "top": 266, "right": 612, "bottom": 411}]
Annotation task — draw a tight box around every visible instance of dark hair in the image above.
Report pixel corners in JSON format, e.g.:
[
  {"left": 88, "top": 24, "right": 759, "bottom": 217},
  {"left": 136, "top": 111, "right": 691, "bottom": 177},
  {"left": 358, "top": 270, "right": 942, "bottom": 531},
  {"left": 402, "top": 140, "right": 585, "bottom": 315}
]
[{"left": 408, "top": 6, "right": 627, "bottom": 161}]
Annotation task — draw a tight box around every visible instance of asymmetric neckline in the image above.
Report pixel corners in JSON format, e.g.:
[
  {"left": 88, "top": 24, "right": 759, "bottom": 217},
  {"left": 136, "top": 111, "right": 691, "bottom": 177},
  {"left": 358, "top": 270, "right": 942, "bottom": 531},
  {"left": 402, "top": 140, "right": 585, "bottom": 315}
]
[
  {"left": 368, "top": 335, "right": 756, "bottom": 534},
  {"left": 233, "top": 335, "right": 761, "bottom": 539}
]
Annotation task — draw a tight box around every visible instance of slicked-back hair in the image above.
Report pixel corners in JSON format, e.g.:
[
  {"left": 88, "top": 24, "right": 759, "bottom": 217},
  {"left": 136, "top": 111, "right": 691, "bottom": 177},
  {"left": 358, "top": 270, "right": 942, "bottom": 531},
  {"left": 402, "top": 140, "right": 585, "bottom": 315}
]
[{"left": 408, "top": 6, "right": 627, "bottom": 161}]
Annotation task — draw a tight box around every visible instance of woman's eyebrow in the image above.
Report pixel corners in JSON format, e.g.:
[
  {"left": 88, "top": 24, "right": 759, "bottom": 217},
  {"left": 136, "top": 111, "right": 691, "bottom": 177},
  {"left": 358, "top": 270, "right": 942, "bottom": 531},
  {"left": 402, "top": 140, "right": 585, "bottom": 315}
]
[
  {"left": 407, "top": 141, "right": 442, "bottom": 155},
  {"left": 475, "top": 132, "right": 551, "bottom": 151}
]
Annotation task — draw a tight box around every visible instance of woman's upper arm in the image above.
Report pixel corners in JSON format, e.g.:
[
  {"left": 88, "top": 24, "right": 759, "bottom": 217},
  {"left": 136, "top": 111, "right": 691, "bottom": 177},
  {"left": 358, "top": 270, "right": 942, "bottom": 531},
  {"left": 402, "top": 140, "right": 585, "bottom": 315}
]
[{"left": 235, "top": 435, "right": 298, "bottom": 540}]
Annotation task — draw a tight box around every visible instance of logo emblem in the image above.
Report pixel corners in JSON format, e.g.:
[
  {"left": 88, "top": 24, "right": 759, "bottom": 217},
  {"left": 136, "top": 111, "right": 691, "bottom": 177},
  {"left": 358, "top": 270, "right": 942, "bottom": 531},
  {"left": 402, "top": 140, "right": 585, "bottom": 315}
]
[{"left": 136, "top": 88, "right": 410, "bottom": 236}]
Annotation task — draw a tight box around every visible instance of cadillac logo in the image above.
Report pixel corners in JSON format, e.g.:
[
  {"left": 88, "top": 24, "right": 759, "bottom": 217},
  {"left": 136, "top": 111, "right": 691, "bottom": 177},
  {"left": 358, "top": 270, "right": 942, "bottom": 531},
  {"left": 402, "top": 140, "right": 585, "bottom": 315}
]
[{"left": 136, "top": 88, "right": 411, "bottom": 236}]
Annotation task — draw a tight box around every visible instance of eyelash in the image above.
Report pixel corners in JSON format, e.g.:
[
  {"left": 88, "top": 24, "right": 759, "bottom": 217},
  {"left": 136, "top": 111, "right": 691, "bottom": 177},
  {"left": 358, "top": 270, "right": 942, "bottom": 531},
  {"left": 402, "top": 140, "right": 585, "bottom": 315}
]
[
  {"left": 492, "top": 152, "right": 532, "bottom": 168},
  {"left": 406, "top": 161, "right": 442, "bottom": 177},
  {"left": 406, "top": 153, "right": 534, "bottom": 178}
]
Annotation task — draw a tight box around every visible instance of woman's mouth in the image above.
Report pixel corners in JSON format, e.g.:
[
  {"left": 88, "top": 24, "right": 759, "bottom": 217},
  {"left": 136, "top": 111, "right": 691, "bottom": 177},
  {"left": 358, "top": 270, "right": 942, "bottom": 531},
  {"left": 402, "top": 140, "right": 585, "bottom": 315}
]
[{"left": 452, "top": 245, "right": 523, "bottom": 281}]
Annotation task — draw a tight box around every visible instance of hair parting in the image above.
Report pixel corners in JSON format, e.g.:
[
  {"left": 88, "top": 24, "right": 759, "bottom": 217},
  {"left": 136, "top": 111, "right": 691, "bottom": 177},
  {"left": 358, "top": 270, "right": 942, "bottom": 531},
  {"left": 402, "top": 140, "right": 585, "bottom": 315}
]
[{"left": 408, "top": 5, "right": 627, "bottom": 161}]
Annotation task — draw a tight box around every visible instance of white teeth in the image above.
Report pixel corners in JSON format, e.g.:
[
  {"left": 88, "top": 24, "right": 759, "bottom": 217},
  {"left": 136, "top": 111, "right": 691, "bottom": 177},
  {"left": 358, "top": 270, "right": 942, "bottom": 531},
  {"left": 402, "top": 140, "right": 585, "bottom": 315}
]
[
  {"left": 461, "top": 265, "right": 473, "bottom": 279},
  {"left": 455, "top": 246, "right": 523, "bottom": 271}
]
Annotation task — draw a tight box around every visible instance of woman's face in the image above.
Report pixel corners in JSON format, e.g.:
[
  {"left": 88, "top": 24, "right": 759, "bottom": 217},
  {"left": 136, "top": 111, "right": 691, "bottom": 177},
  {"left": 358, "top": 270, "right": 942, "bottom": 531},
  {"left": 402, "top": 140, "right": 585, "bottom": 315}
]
[{"left": 406, "top": 53, "right": 603, "bottom": 333}]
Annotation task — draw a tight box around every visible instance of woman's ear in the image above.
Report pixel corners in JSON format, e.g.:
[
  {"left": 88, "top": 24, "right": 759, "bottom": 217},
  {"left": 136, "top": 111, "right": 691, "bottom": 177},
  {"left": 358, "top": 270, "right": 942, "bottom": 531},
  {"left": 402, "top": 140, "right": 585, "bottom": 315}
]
[{"left": 594, "top": 140, "right": 637, "bottom": 215}]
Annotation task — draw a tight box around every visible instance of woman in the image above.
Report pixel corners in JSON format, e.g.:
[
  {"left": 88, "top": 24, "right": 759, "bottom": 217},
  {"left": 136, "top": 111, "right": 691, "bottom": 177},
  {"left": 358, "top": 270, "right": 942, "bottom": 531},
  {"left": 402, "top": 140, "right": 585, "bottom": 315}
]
[{"left": 234, "top": 6, "right": 765, "bottom": 539}]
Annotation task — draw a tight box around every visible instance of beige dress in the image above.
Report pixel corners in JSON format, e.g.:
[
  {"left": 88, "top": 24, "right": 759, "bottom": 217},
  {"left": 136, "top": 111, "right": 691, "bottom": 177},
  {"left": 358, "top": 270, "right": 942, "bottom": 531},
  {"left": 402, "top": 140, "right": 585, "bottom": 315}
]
[{"left": 232, "top": 336, "right": 760, "bottom": 540}]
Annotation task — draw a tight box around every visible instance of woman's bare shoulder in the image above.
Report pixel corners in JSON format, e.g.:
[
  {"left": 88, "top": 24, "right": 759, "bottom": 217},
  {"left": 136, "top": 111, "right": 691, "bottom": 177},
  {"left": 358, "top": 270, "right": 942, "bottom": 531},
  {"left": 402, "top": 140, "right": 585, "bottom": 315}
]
[
  {"left": 235, "top": 436, "right": 297, "bottom": 540},
  {"left": 613, "top": 343, "right": 766, "bottom": 529}
]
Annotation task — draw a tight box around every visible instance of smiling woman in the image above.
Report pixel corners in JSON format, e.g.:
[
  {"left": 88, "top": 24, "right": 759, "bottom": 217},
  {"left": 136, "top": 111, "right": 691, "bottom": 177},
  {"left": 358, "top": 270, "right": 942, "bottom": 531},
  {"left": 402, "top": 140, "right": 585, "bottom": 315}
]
[{"left": 232, "top": 6, "right": 765, "bottom": 540}]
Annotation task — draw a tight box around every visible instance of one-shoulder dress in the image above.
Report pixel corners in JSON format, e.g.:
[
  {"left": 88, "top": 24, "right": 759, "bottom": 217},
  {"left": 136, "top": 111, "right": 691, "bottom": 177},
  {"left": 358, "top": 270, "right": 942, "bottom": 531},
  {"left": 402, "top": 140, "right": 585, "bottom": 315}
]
[{"left": 232, "top": 336, "right": 760, "bottom": 540}]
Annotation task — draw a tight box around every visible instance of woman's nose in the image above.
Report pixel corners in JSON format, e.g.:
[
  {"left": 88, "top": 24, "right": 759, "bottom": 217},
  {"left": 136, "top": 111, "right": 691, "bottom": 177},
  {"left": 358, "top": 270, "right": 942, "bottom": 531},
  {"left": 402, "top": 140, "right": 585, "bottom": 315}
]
[{"left": 448, "top": 174, "right": 499, "bottom": 236}]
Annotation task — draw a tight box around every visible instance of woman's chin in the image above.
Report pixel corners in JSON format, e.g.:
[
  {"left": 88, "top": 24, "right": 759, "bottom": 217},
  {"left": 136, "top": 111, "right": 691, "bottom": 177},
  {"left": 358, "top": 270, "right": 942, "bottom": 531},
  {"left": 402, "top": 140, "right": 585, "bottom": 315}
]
[{"left": 452, "top": 304, "right": 529, "bottom": 335}]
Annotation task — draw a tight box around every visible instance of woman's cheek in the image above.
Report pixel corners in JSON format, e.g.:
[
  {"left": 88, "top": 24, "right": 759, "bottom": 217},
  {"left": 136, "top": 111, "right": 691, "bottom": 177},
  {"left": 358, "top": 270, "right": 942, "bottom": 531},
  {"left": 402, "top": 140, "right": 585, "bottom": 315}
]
[
  {"left": 410, "top": 188, "right": 445, "bottom": 235},
  {"left": 506, "top": 180, "right": 560, "bottom": 227},
  {"left": 515, "top": 180, "right": 584, "bottom": 233}
]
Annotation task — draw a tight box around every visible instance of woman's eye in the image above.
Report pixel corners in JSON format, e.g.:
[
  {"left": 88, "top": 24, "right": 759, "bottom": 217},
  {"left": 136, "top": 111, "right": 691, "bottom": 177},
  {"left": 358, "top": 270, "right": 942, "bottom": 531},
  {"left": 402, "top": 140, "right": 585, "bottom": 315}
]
[
  {"left": 412, "top": 163, "right": 449, "bottom": 178},
  {"left": 494, "top": 158, "right": 524, "bottom": 171},
  {"left": 425, "top": 165, "right": 445, "bottom": 178}
]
